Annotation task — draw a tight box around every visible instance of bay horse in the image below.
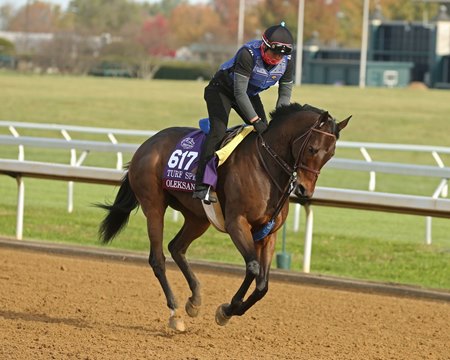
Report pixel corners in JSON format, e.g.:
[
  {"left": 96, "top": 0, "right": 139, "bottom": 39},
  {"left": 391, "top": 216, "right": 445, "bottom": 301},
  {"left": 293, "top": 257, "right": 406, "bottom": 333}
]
[{"left": 97, "top": 103, "right": 350, "bottom": 332}]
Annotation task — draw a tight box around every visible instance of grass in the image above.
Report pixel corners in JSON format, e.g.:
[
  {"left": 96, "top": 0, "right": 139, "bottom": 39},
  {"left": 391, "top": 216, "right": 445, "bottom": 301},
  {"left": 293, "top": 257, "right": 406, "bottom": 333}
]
[{"left": 1, "top": 72, "right": 450, "bottom": 290}]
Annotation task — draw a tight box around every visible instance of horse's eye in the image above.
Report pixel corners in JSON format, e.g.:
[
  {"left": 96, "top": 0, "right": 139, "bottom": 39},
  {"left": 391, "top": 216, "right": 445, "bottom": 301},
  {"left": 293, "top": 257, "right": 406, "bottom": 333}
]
[{"left": 308, "top": 146, "right": 315, "bottom": 154}]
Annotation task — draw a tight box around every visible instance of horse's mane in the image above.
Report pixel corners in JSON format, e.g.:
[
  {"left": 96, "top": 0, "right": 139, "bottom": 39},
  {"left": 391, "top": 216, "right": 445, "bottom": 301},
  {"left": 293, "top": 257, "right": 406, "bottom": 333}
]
[
  {"left": 269, "top": 103, "right": 326, "bottom": 122},
  {"left": 269, "top": 103, "right": 340, "bottom": 139}
]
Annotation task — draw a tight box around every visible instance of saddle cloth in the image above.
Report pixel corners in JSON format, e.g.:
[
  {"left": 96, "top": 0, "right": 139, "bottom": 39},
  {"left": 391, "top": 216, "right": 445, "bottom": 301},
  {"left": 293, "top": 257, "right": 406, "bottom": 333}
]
[{"left": 162, "top": 126, "right": 253, "bottom": 192}]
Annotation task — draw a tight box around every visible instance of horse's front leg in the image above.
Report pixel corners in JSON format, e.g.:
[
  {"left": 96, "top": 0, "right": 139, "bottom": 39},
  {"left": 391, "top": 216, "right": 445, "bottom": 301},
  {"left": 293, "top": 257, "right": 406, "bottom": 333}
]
[
  {"left": 215, "top": 269, "right": 256, "bottom": 325},
  {"left": 216, "top": 232, "right": 276, "bottom": 325},
  {"left": 215, "top": 218, "right": 259, "bottom": 325},
  {"left": 237, "top": 233, "right": 276, "bottom": 314}
]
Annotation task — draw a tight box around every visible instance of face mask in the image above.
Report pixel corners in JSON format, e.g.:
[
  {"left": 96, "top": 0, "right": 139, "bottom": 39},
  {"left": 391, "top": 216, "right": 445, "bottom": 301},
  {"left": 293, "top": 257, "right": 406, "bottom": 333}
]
[{"left": 260, "top": 43, "right": 283, "bottom": 65}]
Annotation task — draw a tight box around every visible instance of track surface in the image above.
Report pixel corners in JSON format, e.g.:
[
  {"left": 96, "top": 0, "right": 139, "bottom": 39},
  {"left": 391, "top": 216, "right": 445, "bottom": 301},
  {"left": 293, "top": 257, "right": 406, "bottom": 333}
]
[{"left": 1, "top": 244, "right": 450, "bottom": 359}]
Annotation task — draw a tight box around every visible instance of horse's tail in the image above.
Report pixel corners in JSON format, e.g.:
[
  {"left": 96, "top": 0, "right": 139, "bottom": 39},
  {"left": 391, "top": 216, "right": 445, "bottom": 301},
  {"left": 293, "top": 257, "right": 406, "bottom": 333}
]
[{"left": 96, "top": 172, "right": 139, "bottom": 244}]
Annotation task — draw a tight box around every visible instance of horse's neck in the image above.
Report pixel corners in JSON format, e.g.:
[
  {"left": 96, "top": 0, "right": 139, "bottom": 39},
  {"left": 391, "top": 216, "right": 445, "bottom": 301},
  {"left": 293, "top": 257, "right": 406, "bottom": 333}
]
[
  {"left": 253, "top": 130, "right": 295, "bottom": 193},
  {"left": 261, "top": 116, "right": 317, "bottom": 180},
  {"left": 264, "top": 129, "right": 292, "bottom": 159}
]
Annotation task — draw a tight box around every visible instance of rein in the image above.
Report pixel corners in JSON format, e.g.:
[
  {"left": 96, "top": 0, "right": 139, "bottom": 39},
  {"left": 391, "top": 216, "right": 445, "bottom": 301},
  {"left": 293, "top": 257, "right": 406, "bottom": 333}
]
[
  {"left": 257, "top": 120, "right": 318, "bottom": 193},
  {"left": 255, "top": 120, "right": 336, "bottom": 235}
]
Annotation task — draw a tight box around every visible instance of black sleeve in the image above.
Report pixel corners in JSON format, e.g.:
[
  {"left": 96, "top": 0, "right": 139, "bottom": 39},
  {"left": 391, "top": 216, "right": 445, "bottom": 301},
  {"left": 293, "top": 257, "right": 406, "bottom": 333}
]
[{"left": 233, "top": 48, "right": 254, "bottom": 77}]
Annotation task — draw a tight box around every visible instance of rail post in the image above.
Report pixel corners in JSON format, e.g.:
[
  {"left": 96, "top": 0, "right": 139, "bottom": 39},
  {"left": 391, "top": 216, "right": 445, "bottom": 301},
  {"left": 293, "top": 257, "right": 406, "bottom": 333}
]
[
  {"left": 15, "top": 176, "right": 24, "bottom": 240},
  {"left": 303, "top": 203, "right": 314, "bottom": 273}
]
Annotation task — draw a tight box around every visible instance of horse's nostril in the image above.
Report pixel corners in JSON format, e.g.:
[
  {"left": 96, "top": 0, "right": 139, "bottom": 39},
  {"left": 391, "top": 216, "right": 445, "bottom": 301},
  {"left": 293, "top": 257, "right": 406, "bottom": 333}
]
[
  {"left": 294, "top": 184, "right": 310, "bottom": 204},
  {"left": 298, "top": 185, "right": 306, "bottom": 195},
  {"left": 294, "top": 184, "right": 306, "bottom": 197}
]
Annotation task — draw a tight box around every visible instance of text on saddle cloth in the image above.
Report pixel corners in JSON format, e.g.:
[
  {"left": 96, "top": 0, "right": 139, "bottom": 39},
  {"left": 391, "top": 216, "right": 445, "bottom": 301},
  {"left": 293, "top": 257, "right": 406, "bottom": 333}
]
[{"left": 162, "top": 126, "right": 254, "bottom": 192}]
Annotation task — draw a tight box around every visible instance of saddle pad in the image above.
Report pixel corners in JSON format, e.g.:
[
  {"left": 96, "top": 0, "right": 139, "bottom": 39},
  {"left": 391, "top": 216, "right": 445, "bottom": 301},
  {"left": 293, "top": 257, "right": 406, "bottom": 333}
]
[
  {"left": 162, "top": 130, "right": 204, "bottom": 192},
  {"left": 163, "top": 126, "right": 254, "bottom": 192}
]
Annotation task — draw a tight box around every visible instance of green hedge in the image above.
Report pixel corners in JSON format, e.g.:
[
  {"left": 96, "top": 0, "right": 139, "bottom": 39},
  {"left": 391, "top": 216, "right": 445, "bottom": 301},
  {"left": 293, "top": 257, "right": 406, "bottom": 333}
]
[
  {"left": 0, "top": 38, "right": 15, "bottom": 55},
  {"left": 154, "top": 61, "right": 216, "bottom": 80},
  {"left": 88, "top": 60, "right": 216, "bottom": 80},
  {"left": 88, "top": 61, "right": 137, "bottom": 78},
  {"left": 0, "top": 38, "right": 16, "bottom": 68}
]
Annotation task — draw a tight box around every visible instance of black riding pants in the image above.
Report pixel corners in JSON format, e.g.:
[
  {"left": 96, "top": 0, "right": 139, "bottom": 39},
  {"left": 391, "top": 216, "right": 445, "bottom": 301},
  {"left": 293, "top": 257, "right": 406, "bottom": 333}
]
[{"left": 195, "top": 80, "right": 267, "bottom": 186}]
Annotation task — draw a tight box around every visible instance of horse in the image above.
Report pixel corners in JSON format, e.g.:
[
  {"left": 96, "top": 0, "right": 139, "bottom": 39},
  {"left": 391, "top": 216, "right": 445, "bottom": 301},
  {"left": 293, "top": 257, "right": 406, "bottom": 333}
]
[{"left": 97, "top": 103, "right": 350, "bottom": 332}]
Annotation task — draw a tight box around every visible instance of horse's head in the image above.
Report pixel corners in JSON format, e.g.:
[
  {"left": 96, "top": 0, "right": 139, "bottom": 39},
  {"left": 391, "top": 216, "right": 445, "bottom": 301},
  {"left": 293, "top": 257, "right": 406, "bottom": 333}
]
[{"left": 293, "top": 111, "right": 351, "bottom": 201}]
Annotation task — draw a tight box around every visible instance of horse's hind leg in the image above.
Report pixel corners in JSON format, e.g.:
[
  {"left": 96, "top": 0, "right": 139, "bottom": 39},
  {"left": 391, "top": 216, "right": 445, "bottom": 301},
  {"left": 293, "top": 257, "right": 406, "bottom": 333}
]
[
  {"left": 168, "top": 213, "right": 210, "bottom": 318},
  {"left": 145, "top": 211, "right": 185, "bottom": 332}
]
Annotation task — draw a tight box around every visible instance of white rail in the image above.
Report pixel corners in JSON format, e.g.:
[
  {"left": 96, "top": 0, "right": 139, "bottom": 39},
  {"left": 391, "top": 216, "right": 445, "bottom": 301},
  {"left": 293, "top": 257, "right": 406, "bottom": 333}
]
[
  {"left": 0, "top": 121, "right": 154, "bottom": 214},
  {"left": 1, "top": 121, "right": 450, "bottom": 273},
  {"left": 0, "top": 120, "right": 158, "bottom": 137},
  {"left": 337, "top": 140, "right": 449, "bottom": 195},
  {"left": 1, "top": 159, "right": 449, "bottom": 274}
]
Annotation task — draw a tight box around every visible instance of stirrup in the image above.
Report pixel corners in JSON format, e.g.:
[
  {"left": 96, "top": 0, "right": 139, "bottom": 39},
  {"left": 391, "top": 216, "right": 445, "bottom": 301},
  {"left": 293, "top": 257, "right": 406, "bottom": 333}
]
[
  {"left": 193, "top": 185, "right": 217, "bottom": 204},
  {"left": 203, "top": 187, "right": 217, "bottom": 204}
]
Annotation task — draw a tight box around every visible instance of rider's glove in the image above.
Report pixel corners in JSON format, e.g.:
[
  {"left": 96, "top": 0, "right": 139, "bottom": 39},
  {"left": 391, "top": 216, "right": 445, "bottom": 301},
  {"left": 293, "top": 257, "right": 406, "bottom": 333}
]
[{"left": 253, "top": 118, "right": 268, "bottom": 134}]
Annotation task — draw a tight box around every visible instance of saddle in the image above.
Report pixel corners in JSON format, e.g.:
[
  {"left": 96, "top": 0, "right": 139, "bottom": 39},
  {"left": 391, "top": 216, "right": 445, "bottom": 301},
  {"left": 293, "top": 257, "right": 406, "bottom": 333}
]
[{"left": 200, "top": 118, "right": 246, "bottom": 148}]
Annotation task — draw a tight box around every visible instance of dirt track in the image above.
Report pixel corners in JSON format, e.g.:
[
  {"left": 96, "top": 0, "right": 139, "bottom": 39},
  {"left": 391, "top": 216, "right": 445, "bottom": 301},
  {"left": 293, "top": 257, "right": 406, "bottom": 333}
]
[{"left": 1, "top": 246, "right": 450, "bottom": 360}]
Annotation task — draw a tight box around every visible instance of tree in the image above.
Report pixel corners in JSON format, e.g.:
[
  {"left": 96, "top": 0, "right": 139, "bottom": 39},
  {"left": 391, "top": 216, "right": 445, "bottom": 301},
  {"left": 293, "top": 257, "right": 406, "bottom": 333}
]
[
  {"left": 378, "top": 0, "right": 438, "bottom": 21},
  {"left": 0, "top": 37, "right": 15, "bottom": 55},
  {"left": 169, "top": 4, "right": 221, "bottom": 46},
  {"left": 253, "top": 0, "right": 340, "bottom": 46},
  {"left": 304, "top": 0, "right": 341, "bottom": 46},
  {"left": 147, "top": 0, "right": 182, "bottom": 17},
  {"left": 7, "top": 1, "right": 64, "bottom": 33},
  {"left": 68, "top": 0, "right": 142, "bottom": 35},
  {"left": 138, "top": 14, "right": 173, "bottom": 56},
  {"left": 0, "top": 4, "right": 14, "bottom": 30},
  {"left": 336, "top": 0, "right": 365, "bottom": 48},
  {"left": 211, "top": 0, "right": 241, "bottom": 44}
]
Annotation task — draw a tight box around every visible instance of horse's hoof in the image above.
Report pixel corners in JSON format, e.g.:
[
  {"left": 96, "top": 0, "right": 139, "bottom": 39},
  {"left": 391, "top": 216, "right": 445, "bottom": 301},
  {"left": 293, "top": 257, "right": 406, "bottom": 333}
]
[
  {"left": 185, "top": 298, "right": 200, "bottom": 318},
  {"left": 168, "top": 314, "right": 186, "bottom": 332},
  {"left": 215, "top": 303, "right": 231, "bottom": 326}
]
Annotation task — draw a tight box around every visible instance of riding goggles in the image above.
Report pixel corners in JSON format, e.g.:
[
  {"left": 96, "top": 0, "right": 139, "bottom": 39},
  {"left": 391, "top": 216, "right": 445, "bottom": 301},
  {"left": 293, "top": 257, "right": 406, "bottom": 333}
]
[{"left": 262, "top": 35, "right": 293, "bottom": 55}]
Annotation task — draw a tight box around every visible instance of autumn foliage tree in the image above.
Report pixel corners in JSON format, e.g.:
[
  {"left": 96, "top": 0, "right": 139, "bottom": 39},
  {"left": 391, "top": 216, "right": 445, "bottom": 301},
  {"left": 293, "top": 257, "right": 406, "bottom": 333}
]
[
  {"left": 138, "top": 14, "right": 173, "bottom": 56},
  {"left": 1, "top": 0, "right": 445, "bottom": 74},
  {"left": 169, "top": 4, "right": 221, "bottom": 47},
  {"left": 68, "top": 0, "right": 142, "bottom": 35},
  {"left": 7, "top": 1, "right": 64, "bottom": 33}
]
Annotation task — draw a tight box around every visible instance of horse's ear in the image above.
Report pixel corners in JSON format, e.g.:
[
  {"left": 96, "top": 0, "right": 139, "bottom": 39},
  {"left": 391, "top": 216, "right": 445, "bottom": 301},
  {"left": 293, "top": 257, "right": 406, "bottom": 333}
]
[
  {"left": 318, "top": 111, "right": 329, "bottom": 127},
  {"left": 337, "top": 115, "right": 351, "bottom": 131}
]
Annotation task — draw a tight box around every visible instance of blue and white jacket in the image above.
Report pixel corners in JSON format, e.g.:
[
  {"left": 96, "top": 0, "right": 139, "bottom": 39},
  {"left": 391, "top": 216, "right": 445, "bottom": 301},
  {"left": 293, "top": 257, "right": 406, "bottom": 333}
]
[{"left": 220, "top": 40, "right": 290, "bottom": 97}]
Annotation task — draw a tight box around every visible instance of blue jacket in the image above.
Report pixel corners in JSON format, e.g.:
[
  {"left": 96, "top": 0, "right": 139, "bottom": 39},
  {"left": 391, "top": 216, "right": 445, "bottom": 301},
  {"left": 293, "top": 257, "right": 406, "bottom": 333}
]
[{"left": 220, "top": 40, "right": 289, "bottom": 97}]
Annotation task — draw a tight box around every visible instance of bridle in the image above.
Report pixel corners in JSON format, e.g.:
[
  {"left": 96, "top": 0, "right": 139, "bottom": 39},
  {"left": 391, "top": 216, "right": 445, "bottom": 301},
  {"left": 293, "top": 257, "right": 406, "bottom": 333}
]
[
  {"left": 257, "top": 119, "right": 336, "bottom": 193},
  {"left": 293, "top": 126, "right": 337, "bottom": 178},
  {"left": 255, "top": 117, "right": 337, "bottom": 230}
]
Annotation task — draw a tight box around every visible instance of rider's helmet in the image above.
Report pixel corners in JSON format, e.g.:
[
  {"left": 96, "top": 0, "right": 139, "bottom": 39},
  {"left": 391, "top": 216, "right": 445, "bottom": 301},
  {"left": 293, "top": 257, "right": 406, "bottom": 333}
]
[{"left": 260, "top": 22, "right": 294, "bottom": 65}]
